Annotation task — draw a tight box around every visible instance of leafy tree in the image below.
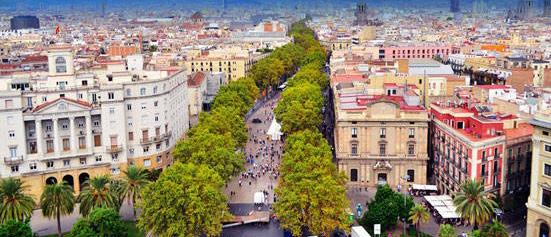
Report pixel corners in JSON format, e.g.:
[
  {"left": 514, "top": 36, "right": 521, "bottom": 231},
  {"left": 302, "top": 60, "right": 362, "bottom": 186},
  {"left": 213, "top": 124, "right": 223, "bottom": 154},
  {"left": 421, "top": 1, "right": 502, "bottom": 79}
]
[
  {"left": 275, "top": 130, "right": 349, "bottom": 237},
  {"left": 212, "top": 88, "right": 249, "bottom": 116},
  {"left": 68, "top": 208, "right": 127, "bottom": 237},
  {"left": 274, "top": 82, "right": 323, "bottom": 133},
  {"left": 250, "top": 57, "right": 284, "bottom": 90},
  {"left": 191, "top": 107, "right": 248, "bottom": 147},
  {"left": 0, "top": 178, "right": 35, "bottom": 223},
  {"left": 480, "top": 220, "right": 508, "bottom": 237},
  {"left": 453, "top": 180, "right": 498, "bottom": 229},
  {"left": 0, "top": 220, "right": 33, "bottom": 237},
  {"left": 409, "top": 204, "right": 430, "bottom": 237},
  {"left": 121, "top": 165, "right": 150, "bottom": 219},
  {"left": 40, "top": 181, "right": 76, "bottom": 237},
  {"left": 77, "top": 175, "right": 117, "bottom": 216},
  {"left": 301, "top": 50, "right": 326, "bottom": 69},
  {"left": 108, "top": 179, "right": 126, "bottom": 212},
  {"left": 360, "top": 185, "right": 414, "bottom": 234},
  {"left": 288, "top": 66, "right": 327, "bottom": 88},
  {"left": 438, "top": 224, "right": 456, "bottom": 237},
  {"left": 138, "top": 162, "right": 230, "bottom": 237},
  {"left": 173, "top": 132, "right": 243, "bottom": 181}
]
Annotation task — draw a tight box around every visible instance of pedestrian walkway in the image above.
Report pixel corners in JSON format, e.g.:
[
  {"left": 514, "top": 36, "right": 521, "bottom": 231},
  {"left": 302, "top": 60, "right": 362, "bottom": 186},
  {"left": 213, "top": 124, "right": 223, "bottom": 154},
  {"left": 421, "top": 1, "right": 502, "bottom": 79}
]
[{"left": 225, "top": 95, "right": 283, "bottom": 204}]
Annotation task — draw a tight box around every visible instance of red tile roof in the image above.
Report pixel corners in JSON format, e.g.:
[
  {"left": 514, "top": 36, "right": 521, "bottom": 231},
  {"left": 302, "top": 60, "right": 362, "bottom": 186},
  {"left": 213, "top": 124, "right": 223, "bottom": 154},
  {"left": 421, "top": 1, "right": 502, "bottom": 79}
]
[
  {"left": 504, "top": 123, "right": 533, "bottom": 141},
  {"left": 188, "top": 72, "right": 206, "bottom": 87}
]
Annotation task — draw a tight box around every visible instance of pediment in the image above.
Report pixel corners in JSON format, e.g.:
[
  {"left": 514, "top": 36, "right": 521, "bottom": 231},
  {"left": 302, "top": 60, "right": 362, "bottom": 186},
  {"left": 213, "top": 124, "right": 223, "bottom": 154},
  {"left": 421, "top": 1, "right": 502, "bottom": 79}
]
[
  {"left": 369, "top": 100, "right": 399, "bottom": 118},
  {"left": 32, "top": 98, "right": 92, "bottom": 115}
]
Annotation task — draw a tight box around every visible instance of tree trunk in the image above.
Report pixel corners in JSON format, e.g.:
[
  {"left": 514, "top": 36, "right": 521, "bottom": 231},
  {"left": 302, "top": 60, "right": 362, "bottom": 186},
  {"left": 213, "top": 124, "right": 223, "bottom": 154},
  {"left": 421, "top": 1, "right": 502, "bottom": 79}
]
[
  {"left": 132, "top": 198, "right": 137, "bottom": 220},
  {"left": 416, "top": 221, "right": 420, "bottom": 237},
  {"left": 57, "top": 209, "right": 62, "bottom": 237}
]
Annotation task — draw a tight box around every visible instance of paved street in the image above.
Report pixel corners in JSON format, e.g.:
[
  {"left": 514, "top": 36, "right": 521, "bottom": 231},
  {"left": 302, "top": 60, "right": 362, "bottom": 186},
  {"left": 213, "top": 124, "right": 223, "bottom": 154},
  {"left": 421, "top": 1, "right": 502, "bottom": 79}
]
[{"left": 225, "top": 94, "right": 283, "bottom": 205}]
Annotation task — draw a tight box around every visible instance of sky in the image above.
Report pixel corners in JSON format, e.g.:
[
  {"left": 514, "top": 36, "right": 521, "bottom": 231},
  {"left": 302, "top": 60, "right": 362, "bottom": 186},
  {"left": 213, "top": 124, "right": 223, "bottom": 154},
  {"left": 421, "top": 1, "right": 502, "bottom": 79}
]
[{"left": 0, "top": 0, "right": 539, "bottom": 12}]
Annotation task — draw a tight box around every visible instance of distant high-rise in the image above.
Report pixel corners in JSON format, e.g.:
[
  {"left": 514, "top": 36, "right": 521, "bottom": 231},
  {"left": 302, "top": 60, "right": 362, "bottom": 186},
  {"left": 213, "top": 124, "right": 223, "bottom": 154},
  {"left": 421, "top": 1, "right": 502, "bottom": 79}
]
[
  {"left": 450, "top": 0, "right": 460, "bottom": 13},
  {"left": 472, "top": 0, "right": 487, "bottom": 16},
  {"left": 516, "top": 0, "right": 536, "bottom": 20},
  {"left": 354, "top": 1, "right": 369, "bottom": 26},
  {"left": 544, "top": 0, "right": 551, "bottom": 17},
  {"left": 10, "top": 16, "right": 40, "bottom": 31}
]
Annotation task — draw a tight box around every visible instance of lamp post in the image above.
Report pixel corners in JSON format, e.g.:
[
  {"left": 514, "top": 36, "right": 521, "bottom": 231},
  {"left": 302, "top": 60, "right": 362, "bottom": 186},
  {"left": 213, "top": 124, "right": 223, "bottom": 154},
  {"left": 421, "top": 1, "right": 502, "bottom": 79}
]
[{"left": 400, "top": 174, "right": 410, "bottom": 236}]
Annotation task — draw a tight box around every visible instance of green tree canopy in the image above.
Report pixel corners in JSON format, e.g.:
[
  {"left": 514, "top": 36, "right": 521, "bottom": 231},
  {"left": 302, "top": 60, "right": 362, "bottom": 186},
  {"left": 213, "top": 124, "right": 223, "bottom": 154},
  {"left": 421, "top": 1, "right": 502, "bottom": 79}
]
[
  {"left": 288, "top": 66, "right": 327, "bottom": 88},
  {"left": 250, "top": 57, "right": 284, "bottom": 90},
  {"left": 138, "top": 162, "right": 230, "bottom": 237},
  {"left": 211, "top": 88, "right": 249, "bottom": 116},
  {"left": 274, "top": 82, "right": 323, "bottom": 133},
  {"left": 0, "top": 220, "right": 33, "bottom": 237},
  {"left": 360, "top": 185, "right": 414, "bottom": 235},
  {"left": 173, "top": 132, "right": 243, "bottom": 181},
  {"left": 0, "top": 178, "right": 35, "bottom": 223},
  {"left": 275, "top": 130, "right": 349, "bottom": 237},
  {"left": 438, "top": 224, "right": 456, "bottom": 237},
  {"left": 480, "top": 220, "right": 508, "bottom": 237},
  {"left": 190, "top": 106, "right": 248, "bottom": 147},
  {"left": 120, "top": 165, "right": 150, "bottom": 219},
  {"left": 68, "top": 208, "right": 127, "bottom": 237},
  {"left": 409, "top": 204, "right": 430, "bottom": 237}
]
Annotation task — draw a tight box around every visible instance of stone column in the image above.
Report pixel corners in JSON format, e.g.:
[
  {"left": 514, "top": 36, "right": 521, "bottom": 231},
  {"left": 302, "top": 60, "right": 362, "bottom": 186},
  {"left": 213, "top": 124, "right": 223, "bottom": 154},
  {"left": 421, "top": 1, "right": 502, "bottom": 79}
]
[
  {"left": 69, "top": 117, "right": 76, "bottom": 152},
  {"left": 85, "top": 115, "right": 93, "bottom": 151},
  {"left": 35, "top": 119, "right": 43, "bottom": 155},
  {"left": 53, "top": 118, "right": 60, "bottom": 155}
]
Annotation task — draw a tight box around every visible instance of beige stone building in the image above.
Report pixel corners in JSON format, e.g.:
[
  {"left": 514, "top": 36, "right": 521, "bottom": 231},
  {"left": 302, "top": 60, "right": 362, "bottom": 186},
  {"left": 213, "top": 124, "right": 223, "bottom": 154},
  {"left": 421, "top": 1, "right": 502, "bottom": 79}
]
[
  {"left": 334, "top": 86, "right": 429, "bottom": 188},
  {"left": 526, "top": 110, "right": 551, "bottom": 237}
]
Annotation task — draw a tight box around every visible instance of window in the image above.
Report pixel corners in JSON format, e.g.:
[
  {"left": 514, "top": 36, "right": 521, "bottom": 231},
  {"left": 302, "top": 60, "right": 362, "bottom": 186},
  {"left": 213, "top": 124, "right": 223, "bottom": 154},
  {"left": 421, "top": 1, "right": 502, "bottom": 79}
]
[
  {"left": 408, "top": 144, "right": 415, "bottom": 156},
  {"left": 82, "top": 80, "right": 88, "bottom": 86},
  {"left": 11, "top": 166, "right": 18, "bottom": 173},
  {"left": 111, "top": 167, "right": 120, "bottom": 175},
  {"left": 379, "top": 143, "right": 386, "bottom": 156},
  {"left": 94, "top": 135, "right": 101, "bottom": 147},
  {"left": 63, "top": 160, "right": 70, "bottom": 167},
  {"left": 140, "top": 88, "right": 146, "bottom": 95},
  {"left": 127, "top": 104, "right": 132, "bottom": 110},
  {"left": 55, "top": 57, "right": 67, "bottom": 73},
  {"left": 540, "top": 223, "right": 549, "bottom": 237},
  {"left": 546, "top": 144, "right": 551, "bottom": 153},
  {"left": 544, "top": 131, "right": 549, "bottom": 136},
  {"left": 350, "top": 169, "right": 358, "bottom": 182},
  {"left": 156, "top": 156, "right": 162, "bottom": 163},
  {"left": 143, "top": 146, "right": 149, "bottom": 153},
  {"left": 80, "top": 158, "right": 87, "bottom": 165},
  {"left": 126, "top": 89, "right": 132, "bottom": 96},
  {"left": 457, "top": 121, "right": 464, "bottom": 129},
  {"left": 62, "top": 138, "right": 70, "bottom": 151},
  {"left": 351, "top": 127, "right": 358, "bottom": 138},
  {"left": 62, "top": 123, "right": 68, "bottom": 129},
  {"left": 351, "top": 143, "right": 358, "bottom": 155},
  {"left": 9, "top": 147, "right": 17, "bottom": 157},
  {"left": 78, "top": 137, "right": 85, "bottom": 149},
  {"left": 95, "top": 156, "right": 102, "bottom": 162},
  {"left": 545, "top": 164, "right": 551, "bottom": 176},
  {"left": 380, "top": 128, "right": 386, "bottom": 138},
  {"left": 109, "top": 108, "right": 115, "bottom": 114},
  {"left": 46, "top": 140, "right": 54, "bottom": 153},
  {"left": 407, "top": 170, "right": 415, "bottom": 182},
  {"left": 156, "top": 144, "right": 161, "bottom": 150},
  {"left": 8, "top": 130, "right": 15, "bottom": 138},
  {"left": 409, "top": 128, "right": 415, "bottom": 138},
  {"left": 141, "top": 103, "right": 146, "bottom": 109},
  {"left": 46, "top": 161, "right": 54, "bottom": 168},
  {"left": 29, "top": 163, "right": 36, "bottom": 170},
  {"left": 128, "top": 132, "right": 134, "bottom": 141},
  {"left": 144, "top": 159, "right": 151, "bottom": 167},
  {"left": 153, "top": 86, "right": 158, "bottom": 94},
  {"left": 543, "top": 189, "right": 551, "bottom": 208},
  {"left": 4, "top": 99, "right": 13, "bottom": 108},
  {"left": 154, "top": 101, "right": 158, "bottom": 107}
]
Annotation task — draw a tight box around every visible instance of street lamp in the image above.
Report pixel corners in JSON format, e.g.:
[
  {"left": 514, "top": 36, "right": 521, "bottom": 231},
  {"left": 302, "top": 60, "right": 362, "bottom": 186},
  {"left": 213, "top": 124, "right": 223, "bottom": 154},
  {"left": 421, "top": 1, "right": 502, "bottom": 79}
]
[{"left": 399, "top": 174, "right": 410, "bottom": 236}]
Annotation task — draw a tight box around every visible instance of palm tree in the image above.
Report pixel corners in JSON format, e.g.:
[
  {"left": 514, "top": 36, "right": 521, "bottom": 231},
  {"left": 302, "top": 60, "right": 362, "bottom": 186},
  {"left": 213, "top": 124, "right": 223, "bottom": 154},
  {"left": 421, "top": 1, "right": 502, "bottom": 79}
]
[
  {"left": 0, "top": 178, "right": 35, "bottom": 223},
  {"left": 121, "top": 165, "right": 150, "bottom": 219},
  {"left": 453, "top": 180, "right": 498, "bottom": 229},
  {"left": 481, "top": 220, "right": 508, "bottom": 237},
  {"left": 77, "top": 175, "right": 116, "bottom": 216},
  {"left": 40, "top": 181, "right": 75, "bottom": 237},
  {"left": 408, "top": 204, "right": 430, "bottom": 237}
]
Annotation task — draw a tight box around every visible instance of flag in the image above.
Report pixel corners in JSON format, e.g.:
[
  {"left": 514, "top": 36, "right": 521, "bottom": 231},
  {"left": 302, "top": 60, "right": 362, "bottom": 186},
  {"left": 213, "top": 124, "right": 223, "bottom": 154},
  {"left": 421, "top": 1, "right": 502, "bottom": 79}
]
[{"left": 55, "top": 25, "right": 61, "bottom": 35}]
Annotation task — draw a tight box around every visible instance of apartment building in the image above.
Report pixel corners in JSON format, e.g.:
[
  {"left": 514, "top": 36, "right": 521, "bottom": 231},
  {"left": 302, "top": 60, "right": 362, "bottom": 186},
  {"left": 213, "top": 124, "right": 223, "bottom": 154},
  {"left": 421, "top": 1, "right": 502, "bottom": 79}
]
[
  {"left": 430, "top": 100, "right": 529, "bottom": 196},
  {"left": 334, "top": 84, "right": 429, "bottom": 188},
  {"left": 0, "top": 46, "right": 190, "bottom": 198},
  {"left": 526, "top": 110, "right": 551, "bottom": 237}
]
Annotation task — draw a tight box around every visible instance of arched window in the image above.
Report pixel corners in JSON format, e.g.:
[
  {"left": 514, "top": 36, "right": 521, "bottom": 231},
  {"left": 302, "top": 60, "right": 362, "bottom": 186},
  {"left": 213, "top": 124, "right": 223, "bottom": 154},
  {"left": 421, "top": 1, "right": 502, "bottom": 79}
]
[
  {"left": 55, "top": 57, "right": 67, "bottom": 73},
  {"left": 540, "top": 223, "right": 549, "bottom": 237}
]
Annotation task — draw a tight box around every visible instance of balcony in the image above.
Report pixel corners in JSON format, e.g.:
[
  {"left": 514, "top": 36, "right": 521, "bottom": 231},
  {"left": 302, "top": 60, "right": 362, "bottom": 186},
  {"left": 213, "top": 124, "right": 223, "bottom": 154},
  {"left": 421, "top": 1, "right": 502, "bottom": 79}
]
[
  {"left": 4, "top": 156, "right": 24, "bottom": 165},
  {"left": 106, "top": 145, "right": 122, "bottom": 153}
]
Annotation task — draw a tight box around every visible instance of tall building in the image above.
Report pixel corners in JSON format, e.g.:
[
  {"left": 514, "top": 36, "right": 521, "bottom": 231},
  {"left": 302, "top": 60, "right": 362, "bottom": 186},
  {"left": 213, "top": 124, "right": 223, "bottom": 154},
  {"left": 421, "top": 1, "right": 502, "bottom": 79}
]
[
  {"left": 354, "top": 1, "right": 369, "bottom": 26},
  {"left": 516, "top": 0, "right": 536, "bottom": 20},
  {"left": 450, "top": 0, "right": 460, "bottom": 13},
  {"left": 430, "top": 100, "right": 523, "bottom": 195},
  {"left": 0, "top": 47, "right": 190, "bottom": 199},
  {"left": 526, "top": 110, "right": 551, "bottom": 237},
  {"left": 10, "top": 16, "right": 40, "bottom": 31},
  {"left": 544, "top": 0, "right": 551, "bottom": 17},
  {"left": 334, "top": 84, "right": 429, "bottom": 188},
  {"left": 472, "top": 0, "right": 487, "bottom": 16}
]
